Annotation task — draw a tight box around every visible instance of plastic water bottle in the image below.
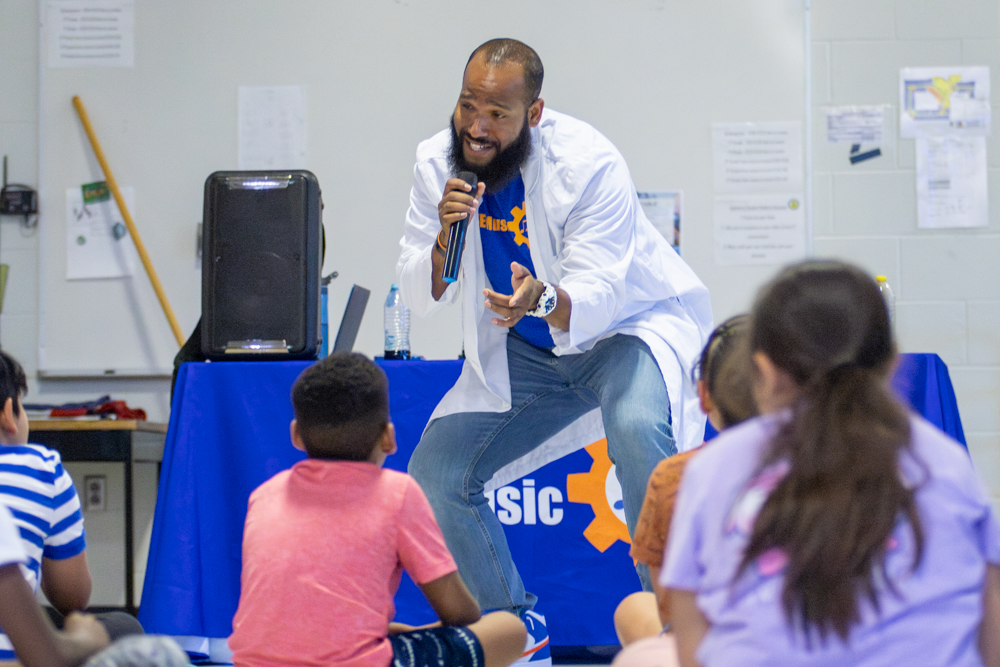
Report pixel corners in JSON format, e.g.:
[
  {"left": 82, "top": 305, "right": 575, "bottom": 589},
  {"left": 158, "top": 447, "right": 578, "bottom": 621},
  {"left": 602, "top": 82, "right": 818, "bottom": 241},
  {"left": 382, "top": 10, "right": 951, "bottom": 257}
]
[
  {"left": 384, "top": 284, "right": 411, "bottom": 360},
  {"left": 319, "top": 282, "right": 329, "bottom": 359},
  {"left": 876, "top": 275, "right": 895, "bottom": 327}
]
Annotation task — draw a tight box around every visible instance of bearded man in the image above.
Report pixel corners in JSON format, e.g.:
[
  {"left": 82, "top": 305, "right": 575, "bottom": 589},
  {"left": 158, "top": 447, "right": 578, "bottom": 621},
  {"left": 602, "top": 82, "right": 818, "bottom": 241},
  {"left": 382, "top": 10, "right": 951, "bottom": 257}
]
[{"left": 396, "top": 38, "right": 713, "bottom": 662}]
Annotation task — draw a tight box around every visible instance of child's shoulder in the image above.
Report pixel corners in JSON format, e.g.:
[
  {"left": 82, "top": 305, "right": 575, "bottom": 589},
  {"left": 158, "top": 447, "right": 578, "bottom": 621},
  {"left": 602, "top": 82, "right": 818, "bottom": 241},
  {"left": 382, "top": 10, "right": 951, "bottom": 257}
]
[
  {"left": 0, "top": 443, "right": 62, "bottom": 469},
  {"left": 0, "top": 445, "right": 65, "bottom": 495},
  {"left": 905, "top": 415, "right": 980, "bottom": 489},
  {"left": 908, "top": 415, "right": 970, "bottom": 461},
  {"left": 375, "top": 468, "right": 426, "bottom": 502},
  {"left": 380, "top": 467, "right": 414, "bottom": 484},
  {"left": 683, "top": 416, "right": 777, "bottom": 490}
]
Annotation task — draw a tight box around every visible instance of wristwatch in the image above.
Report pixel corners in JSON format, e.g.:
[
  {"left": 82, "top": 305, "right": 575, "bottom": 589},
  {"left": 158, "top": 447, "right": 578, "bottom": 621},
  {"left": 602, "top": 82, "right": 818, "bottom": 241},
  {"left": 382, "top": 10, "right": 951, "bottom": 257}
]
[{"left": 527, "top": 281, "right": 557, "bottom": 318}]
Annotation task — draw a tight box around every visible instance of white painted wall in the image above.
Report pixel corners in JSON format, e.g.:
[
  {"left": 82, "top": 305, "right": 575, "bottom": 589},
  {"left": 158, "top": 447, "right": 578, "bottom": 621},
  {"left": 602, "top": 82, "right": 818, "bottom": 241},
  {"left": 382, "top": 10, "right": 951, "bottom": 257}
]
[{"left": 0, "top": 0, "right": 997, "bottom": 605}]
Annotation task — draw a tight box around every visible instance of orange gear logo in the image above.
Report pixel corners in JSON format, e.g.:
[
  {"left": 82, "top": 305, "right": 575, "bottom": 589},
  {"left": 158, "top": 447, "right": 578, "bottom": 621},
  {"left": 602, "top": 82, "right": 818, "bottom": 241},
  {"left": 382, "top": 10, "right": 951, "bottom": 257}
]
[
  {"left": 509, "top": 204, "right": 529, "bottom": 248},
  {"left": 566, "top": 438, "right": 631, "bottom": 552}
]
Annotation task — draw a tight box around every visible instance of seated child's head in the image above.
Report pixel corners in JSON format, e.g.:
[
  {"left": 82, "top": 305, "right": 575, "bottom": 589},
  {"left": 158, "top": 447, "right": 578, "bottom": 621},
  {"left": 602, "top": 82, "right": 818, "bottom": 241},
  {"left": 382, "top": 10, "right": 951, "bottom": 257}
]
[
  {"left": 290, "top": 353, "right": 394, "bottom": 462},
  {"left": 693, "top": 314, "right": 756, "bottom": 431},
  {"left": 0, "top": 351, "right": 29, "bottom": 446}
]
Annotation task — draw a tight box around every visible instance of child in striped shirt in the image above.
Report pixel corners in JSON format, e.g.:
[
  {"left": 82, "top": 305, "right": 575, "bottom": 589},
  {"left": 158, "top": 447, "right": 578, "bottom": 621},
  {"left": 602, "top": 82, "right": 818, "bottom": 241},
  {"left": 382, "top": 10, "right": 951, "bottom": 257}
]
[{"left": 0, "top": 350, "right": 90, "bottom": 660}]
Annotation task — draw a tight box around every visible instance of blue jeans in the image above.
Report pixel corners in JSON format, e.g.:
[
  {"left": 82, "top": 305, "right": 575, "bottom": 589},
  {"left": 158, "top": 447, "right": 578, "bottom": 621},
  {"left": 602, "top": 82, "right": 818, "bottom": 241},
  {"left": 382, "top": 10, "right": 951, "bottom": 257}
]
[{"left": 408, "top": 331, "right": 674, "bottom": 615}]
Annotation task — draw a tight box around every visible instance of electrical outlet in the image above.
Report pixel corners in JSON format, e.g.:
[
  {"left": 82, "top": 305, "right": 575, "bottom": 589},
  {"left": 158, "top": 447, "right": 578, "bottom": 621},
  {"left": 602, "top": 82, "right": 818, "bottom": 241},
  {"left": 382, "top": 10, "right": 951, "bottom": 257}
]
[{"left": 83, "top": 475, "right": 106, "bottom": 512}]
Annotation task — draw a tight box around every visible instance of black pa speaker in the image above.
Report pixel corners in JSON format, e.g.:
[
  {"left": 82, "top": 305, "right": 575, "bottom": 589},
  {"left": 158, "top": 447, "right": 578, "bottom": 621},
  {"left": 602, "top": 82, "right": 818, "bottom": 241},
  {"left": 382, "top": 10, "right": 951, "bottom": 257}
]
[{"left": 201, "top": 170, "right": 323, "bottom": 360}]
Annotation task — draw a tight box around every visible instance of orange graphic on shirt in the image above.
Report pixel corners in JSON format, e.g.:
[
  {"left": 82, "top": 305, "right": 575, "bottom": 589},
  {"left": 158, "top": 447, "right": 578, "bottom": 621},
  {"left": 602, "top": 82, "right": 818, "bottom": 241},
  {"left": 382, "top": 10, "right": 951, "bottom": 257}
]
[
  {"left": 566, "top": 439, "right": 631, "bottom": 552},
  {"left": 480, "top": 202, "right": 530, "bottom": 249},
  {"left": 510, "top": 204, "right": 529, "bottom": 248}
]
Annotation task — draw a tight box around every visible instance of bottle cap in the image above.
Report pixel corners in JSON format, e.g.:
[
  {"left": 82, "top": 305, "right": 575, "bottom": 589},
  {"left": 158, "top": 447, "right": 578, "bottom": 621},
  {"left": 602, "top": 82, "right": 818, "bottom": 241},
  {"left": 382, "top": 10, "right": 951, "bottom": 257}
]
[
  {"left": 391, "top": 283, "right": 399, "bottom": 289},
  {"left": 875, "top": 275, "right": 887, "bottom": 282}
]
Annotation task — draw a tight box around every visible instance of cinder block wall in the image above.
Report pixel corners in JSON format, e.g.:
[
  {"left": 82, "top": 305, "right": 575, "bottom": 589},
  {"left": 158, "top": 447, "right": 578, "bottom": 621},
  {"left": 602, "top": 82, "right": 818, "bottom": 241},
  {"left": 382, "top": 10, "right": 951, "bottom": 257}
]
[{"left": 811, "top": 0, "right": 1000, "bottom": 513}]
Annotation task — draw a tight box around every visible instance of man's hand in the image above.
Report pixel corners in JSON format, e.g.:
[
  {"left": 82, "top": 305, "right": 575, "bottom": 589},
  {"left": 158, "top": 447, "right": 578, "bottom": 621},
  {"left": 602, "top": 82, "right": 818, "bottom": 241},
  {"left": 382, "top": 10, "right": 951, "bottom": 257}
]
[
  {"left": 437, "top": 178, "right": 485, "bottom": 250},
  {"left": 431, "top": 178, "right": 485, "bottom": 301},
  {"left": 484, "top": 262, "right": 543, "bottom": 328},
  {"left": 485, "top": 262, "right": 573, "bottom": 331}
]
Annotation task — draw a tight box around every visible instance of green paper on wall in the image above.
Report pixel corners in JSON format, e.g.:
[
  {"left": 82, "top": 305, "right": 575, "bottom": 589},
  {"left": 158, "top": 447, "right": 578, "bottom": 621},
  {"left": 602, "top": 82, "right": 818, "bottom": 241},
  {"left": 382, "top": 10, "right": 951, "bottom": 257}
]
[
  {"left": 0, "top": 264, "right": 9, "bottom": 314},
  {"left": 82, "top": 181, "right": 110, "bottom": 204}
]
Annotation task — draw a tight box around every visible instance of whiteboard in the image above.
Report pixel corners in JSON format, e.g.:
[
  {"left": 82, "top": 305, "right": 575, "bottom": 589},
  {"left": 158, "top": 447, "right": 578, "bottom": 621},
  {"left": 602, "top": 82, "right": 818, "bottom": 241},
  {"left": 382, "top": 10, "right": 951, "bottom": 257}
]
[{"left": 38, "top": 0, "right": 806, "bottom": 374}]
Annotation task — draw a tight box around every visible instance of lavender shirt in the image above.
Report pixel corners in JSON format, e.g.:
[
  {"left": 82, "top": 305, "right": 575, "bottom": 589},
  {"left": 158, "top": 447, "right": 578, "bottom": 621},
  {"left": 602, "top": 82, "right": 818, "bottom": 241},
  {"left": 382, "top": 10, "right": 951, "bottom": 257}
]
[{"left": 662, "top": 413, "right": 1000, "bottom": 667}]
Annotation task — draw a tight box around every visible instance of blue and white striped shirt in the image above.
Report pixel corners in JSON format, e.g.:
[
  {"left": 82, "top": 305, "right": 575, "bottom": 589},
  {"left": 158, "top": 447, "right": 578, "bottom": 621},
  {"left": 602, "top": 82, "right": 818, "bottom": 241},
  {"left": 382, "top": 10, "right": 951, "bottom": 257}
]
[{"left": 0, "top": 443, "right": 86, "bottom": 659}]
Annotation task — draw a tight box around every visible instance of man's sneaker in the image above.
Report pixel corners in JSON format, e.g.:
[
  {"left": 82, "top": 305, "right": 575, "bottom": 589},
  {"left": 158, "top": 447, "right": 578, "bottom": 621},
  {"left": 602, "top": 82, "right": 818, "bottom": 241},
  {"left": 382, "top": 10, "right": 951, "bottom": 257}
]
[{"left": 515, "top": 610, "right": 551, "bottom": 667}]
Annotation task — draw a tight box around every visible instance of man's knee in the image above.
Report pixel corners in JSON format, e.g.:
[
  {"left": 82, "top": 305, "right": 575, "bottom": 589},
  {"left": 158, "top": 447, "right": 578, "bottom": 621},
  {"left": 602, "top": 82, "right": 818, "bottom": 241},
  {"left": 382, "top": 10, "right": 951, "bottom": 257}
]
[{"left": 603, "top": 399, "right": 673, "bottom": 446}]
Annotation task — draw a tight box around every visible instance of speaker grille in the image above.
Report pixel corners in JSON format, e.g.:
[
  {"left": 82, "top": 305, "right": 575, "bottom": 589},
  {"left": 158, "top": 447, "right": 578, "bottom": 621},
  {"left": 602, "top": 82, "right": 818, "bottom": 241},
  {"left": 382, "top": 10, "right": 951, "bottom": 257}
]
[{"left": 202, "top": 171, "right": 320, "bottom": 358}]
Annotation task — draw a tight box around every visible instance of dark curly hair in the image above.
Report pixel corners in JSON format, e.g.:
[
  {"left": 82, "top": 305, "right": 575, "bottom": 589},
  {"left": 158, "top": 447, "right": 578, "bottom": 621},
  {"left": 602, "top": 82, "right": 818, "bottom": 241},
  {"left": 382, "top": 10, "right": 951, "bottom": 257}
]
[{"left": 290, "top": 352, "right": 389, "bottom": 461}]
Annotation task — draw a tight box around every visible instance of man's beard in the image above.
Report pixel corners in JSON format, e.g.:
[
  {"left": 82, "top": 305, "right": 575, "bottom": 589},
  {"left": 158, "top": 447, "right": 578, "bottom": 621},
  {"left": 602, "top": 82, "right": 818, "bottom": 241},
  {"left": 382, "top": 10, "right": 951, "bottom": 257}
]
[{"left": 448, "top": 115, "right": 532, "bottom": 194}]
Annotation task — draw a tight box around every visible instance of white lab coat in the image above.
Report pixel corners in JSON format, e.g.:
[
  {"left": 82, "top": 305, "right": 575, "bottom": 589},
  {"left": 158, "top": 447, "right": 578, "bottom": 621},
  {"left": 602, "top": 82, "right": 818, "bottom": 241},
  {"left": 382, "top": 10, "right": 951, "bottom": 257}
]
[{"left": 397, "top": 109, "right": 713, "bottom": 478}]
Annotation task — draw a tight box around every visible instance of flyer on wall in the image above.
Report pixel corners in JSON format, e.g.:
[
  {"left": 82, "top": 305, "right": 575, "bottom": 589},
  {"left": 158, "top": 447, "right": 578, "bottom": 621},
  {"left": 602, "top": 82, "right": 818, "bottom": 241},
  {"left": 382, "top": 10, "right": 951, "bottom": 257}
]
[
  {"left": 713, "top": 194, "right": 805, "bottom": 266},
  {"left": 65, "top": 185, "right": 136, "bottom": 279},
  {"left": 900, "top": 66, "right": 991, "bottom": 138},
  {"left": 238, "top": 85, "right": 308, "bottom": 170},
  {"left": 711, "top": 121, "right": 804, "bottom": 194},
  {"left": 825, "top": 105, "right": 886, "bottom": 144},
  {"left": 712, "top": 121, "right": 805, "bottom": 265},
  {"left": 915, "top": 136, "right": 988, "bottom": 229},
  {"left": 46, "top": 0, "right": 135, "bottom": 68}
]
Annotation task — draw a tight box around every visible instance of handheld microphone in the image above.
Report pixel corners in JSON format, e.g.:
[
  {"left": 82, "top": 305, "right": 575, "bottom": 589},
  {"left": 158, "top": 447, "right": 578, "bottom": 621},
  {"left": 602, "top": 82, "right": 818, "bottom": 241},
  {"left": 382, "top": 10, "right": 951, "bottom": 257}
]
[{"left": 441, "top": 171, "right": 478, "bottom": 283}]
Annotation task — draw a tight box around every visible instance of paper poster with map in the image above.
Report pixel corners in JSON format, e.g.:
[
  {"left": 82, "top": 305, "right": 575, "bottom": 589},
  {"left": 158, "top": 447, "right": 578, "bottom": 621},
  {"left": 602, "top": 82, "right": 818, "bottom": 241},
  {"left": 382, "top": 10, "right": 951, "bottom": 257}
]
[{"left": 900, "top": 66, "right": 990, "bottom": 138}]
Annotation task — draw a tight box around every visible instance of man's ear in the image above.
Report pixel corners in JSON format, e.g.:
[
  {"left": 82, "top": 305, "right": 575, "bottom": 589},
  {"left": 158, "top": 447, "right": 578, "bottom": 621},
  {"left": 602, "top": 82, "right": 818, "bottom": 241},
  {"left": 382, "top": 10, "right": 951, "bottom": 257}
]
[
  {"left": 289, "top": 419, "right": 307, "bottom": 453},
  {"left": 0, "top": 398, "right": 16, "bottom": 435},
  {"left": 381, "top": 422, "right": 397, "bottom": 456},
  {"left": 528, "top": 98, "right": 544, "bottom": 128}
]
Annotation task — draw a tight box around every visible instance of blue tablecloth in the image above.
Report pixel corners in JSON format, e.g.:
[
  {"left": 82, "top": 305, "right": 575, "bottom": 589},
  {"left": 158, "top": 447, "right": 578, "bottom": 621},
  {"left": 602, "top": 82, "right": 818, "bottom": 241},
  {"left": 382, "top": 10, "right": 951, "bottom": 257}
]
[
  {"left": 704, "top": 353, "right": 966, "bottom": 445},
  {"left": 139, "top": 353, "right": 965, "bottom": 653}
]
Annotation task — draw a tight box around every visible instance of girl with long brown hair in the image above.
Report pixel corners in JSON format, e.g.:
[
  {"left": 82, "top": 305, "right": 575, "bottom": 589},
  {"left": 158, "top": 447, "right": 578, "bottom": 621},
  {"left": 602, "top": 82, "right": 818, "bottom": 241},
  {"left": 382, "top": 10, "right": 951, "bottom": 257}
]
[{"left": 660, "top": 260, "right": 1000, "bottom": 667}]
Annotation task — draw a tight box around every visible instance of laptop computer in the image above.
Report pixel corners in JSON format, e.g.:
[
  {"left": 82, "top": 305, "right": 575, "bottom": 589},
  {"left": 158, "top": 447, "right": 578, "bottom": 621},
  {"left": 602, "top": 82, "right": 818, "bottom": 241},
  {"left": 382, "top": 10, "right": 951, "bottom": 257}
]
[{"left": 332, "top": 285, "right": 370, "bottom": 353}]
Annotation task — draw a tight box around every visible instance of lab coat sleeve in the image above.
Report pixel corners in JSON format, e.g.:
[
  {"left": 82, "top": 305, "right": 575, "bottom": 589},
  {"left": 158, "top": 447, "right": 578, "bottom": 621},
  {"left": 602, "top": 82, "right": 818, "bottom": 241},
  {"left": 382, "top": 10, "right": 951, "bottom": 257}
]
[
  {"left": 551, "top": 155, "right": 636, "bottom": 351},
  {"left": 396, "top": 158, "right": 461, "bottom": 317}
]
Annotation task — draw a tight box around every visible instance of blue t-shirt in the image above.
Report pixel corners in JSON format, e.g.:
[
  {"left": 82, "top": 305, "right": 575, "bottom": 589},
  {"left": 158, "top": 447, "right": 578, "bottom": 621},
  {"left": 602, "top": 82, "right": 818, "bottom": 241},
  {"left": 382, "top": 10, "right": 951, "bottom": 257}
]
[{"left": 479, "top": 176, "right": 553, "bottom": 349}]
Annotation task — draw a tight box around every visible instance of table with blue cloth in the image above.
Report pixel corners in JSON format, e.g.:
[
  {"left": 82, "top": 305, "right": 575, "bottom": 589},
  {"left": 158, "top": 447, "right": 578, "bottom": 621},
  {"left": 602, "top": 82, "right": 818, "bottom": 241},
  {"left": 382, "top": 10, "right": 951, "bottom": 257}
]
[{"left": 138, "top": 353, "right": 966, "bottom": 660}]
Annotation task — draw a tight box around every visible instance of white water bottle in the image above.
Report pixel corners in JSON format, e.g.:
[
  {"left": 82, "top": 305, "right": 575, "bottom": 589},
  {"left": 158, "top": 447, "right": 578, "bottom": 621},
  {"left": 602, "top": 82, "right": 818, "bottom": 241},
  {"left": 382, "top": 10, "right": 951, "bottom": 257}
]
[
  {"left": 876, "top": 275, "right": 895, "bottom": 327},
  {"left": 384, "top": 284, "right": 411, "bottom": 360}
]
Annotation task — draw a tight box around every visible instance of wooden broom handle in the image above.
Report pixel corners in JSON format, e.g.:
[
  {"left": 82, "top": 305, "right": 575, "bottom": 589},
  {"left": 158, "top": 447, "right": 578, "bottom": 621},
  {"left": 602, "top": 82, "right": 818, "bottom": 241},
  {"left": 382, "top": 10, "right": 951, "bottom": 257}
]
[{"left": 72, "top": 96, "right": 185, "bottom": 347}]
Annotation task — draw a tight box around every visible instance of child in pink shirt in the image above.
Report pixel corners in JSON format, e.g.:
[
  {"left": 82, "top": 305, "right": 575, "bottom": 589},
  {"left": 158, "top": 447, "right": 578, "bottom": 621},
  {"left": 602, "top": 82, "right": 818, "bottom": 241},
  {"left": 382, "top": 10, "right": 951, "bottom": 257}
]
[{"left": 229, "top": 353, "right": 526, "bottom": 667}]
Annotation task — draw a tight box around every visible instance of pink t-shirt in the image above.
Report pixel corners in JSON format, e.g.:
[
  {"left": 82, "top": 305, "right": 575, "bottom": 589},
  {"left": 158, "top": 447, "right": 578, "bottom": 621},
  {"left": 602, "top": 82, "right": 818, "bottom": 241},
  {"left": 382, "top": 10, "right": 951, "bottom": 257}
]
[{"left": 229, "top": 459, "right": 457, "bottom": 667}]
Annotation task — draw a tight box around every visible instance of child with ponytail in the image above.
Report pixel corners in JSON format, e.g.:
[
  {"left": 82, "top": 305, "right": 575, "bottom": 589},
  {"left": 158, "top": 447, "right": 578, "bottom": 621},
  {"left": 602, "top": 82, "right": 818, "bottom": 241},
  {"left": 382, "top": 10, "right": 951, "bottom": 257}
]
[
  {"left": 661, "top": 260, "right": 1000, "bottom": 667},
  {"left": 612, "top": 314, "right": 755, "bottom": 666}
]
